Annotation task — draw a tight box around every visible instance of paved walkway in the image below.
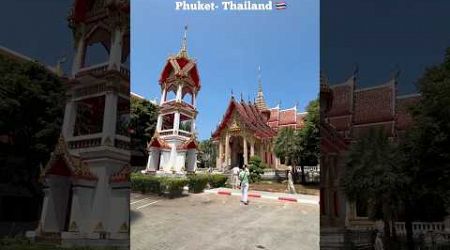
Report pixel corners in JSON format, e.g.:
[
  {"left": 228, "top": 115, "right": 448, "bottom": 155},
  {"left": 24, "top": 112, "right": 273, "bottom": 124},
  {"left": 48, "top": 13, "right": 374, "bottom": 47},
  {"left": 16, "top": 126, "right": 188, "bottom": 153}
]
[
  {"left": 131, "top": 192, "right": 319, "bottom": 250},
  {"left": 205, "top": 188, "right": 319, "bottom": 205}
]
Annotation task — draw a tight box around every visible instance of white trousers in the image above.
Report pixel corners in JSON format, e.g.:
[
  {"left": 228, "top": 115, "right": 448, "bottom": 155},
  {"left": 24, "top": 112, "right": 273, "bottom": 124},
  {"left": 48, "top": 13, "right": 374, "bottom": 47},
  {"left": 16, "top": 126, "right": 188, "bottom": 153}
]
[
  {"left": 233, "top": 175, "right": 239, "bottom": 189},
  {"left": 241, "top": 183, "right": 249, "bottom": 203}
]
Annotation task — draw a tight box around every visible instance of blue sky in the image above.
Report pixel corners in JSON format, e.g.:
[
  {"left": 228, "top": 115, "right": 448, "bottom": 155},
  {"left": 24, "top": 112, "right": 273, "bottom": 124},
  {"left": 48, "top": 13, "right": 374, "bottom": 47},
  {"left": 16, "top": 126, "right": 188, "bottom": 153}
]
[
  {"left": 132, "top": 0, "right": 320, "bottom": 140},
  {"left": 322, "top": 0, "right": 450, "bottom": 94}
]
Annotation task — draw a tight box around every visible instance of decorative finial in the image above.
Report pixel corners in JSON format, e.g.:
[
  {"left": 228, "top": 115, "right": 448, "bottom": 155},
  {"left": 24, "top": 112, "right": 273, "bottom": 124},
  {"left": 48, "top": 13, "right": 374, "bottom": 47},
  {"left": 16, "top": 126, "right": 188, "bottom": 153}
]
[
  {"left": 353, "top": 63, "right": 359, "bottom": 77},
  {"left": 178, "top": 25, "right": 188, "bottom": 57},
  {"left": 258, "top": 66, "right": 262, "bottom": 91},
  {"left": 392, "top": 64, "right": 401, "bottom": 81},
  {"left": 240, "top": 92, "right": 243, "bottom": 102},
  {"left": 231, "top": 89, "right": 234, "bottom": 99},
  {"left": 55, "top": 55, "right": 67, "bottom": 77}
]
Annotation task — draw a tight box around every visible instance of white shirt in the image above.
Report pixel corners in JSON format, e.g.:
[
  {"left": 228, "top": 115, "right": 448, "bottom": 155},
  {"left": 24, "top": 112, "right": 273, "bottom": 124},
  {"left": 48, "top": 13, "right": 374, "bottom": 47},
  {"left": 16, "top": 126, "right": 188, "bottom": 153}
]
[{"left": 232, "top": 167, "right": 240, "bottom": 175}]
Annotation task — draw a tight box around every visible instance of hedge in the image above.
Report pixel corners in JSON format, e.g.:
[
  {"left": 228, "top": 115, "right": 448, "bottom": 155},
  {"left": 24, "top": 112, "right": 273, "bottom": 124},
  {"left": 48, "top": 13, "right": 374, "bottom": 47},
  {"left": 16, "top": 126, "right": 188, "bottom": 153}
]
[
  {"left": 187, "top": 174, "right": 209, "bottom": 193},
  {"left": 208, "top": 174, "right": 228, "bottom": 188},
  {"left": 159, "top": 177, "right": 188, "bottom": 198},
  {"left": 131, "top": 173, "right": 188, "bottom": 198},
  {"left": 131, "top": 173, "right": 227, "bottom": 196}
]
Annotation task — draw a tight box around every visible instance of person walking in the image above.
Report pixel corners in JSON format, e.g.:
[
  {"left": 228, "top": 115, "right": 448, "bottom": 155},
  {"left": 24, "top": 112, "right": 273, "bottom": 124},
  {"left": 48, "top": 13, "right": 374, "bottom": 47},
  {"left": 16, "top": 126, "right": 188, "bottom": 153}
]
[
  {"left": 287, "top": 166, "right": 297, "bottom": 194},
  {"left": 374, "top": 232, "right": 384, "bottom": 250},
  {"left": 232, "top": 165, "right": 240, "bottom": 189},
  {"left": 239, "top": 164, "right": 250, "bottom": 205}
]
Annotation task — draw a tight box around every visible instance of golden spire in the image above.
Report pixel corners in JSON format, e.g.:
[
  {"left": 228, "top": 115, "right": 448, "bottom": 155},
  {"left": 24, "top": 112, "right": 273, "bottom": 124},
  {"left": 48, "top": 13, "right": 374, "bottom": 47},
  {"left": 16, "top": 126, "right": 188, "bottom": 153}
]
[
  {"left": 255, "top": 66, "right": 268, "bottom": 110},
  {"left": 178, "top": 25, "right": 188, "bottom": 58}
]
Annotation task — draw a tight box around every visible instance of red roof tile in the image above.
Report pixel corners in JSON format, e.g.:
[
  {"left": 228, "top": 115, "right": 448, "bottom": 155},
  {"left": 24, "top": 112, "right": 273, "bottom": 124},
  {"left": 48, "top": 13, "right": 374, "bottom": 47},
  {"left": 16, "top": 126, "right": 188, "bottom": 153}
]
[{"left": 354, "top": 85, "right": 394, "bottom": 124}]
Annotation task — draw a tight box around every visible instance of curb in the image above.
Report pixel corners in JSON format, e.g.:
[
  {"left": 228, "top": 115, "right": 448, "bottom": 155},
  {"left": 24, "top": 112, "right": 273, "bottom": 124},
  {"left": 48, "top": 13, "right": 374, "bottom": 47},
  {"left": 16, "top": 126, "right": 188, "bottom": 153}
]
[{"left": 204, "top": 189, "right": 318, "bottom": 205}]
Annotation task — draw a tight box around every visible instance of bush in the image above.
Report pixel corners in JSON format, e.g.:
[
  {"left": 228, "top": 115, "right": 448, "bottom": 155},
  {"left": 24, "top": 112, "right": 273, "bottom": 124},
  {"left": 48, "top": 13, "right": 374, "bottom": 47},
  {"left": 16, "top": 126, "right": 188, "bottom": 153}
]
[
  {"left": 249, "top": 156, "right": 266, "bottom": 183},
  {"left": 208, "top": 174, "right": 228, "bottom": 188},
  {"left": 187, "top": 174, "right": 209, "bottom": 193},
  {"left": 131, "top": 173, "right": 162, "bottom": 194},
  {"left": 160, "top": 177, "right": 189, "bottom": 198}
]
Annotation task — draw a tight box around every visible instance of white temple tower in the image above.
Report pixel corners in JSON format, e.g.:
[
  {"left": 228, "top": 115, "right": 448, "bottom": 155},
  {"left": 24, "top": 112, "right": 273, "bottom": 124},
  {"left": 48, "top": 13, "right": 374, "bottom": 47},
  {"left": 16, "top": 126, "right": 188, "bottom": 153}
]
[
  {"left": 144, "top": 26, "right": 200, "bottom": 174},
  {"left": 30, "top": 0, "right": 131, "bottom": 247}
]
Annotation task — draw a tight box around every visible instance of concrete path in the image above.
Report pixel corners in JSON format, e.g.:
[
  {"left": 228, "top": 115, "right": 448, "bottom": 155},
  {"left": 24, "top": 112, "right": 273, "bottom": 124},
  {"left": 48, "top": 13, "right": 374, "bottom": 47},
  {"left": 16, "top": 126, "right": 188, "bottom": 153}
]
[
  {"left": 131, "top": 192, "right": 319, "bottom": 250},
  {"left": 205, "top": 188, "right": 319, "bottom": 205}
]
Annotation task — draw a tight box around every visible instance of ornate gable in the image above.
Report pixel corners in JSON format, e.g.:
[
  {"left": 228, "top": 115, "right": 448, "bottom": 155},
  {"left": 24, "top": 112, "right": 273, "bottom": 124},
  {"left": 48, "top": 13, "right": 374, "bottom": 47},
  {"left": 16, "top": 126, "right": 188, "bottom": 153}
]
[{"left": 42, "top": 135, "right": 97, "bottom": 181}]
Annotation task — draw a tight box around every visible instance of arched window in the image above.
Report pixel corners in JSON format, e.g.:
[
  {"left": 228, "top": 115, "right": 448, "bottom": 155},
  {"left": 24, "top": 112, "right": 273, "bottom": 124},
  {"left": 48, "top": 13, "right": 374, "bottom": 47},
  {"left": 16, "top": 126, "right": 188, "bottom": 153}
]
[{"left": 165, "top": 85, "right": 177, "bottom": 102}]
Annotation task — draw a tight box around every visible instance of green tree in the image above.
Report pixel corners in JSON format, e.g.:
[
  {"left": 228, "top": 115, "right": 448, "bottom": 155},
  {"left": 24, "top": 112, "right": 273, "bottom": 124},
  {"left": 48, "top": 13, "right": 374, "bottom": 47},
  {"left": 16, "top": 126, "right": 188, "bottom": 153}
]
[
  {"left": 341, "top": 129, "right": 405, "bottom": 248},
  {"left": 296, "top": 99, "right": 320, "bottom": 183},
  {"left": 130, "top": 95, "right": 158, "bottom": 157},
  {"left": 0, "top": 54, "right": 66, "bottom": 197},
  {"left": 396, "top": 48, "right": 450, "bottom": 249},
  {"left": 198, "top": 139, "right": 217, "bottom": 169},
  {"left": 274, "top": 99, "right": 319, "bottom": 184},
  {"left": 248, "top": 155, "right": 267, "bottom": 183}
]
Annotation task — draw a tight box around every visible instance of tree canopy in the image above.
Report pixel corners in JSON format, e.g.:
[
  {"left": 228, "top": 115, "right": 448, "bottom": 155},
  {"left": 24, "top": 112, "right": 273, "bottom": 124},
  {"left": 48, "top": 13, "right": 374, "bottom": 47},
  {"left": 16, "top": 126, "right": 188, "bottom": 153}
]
[
  {"left": 198, "top": 139, "right": 217, "bottom": 169},
  {"left": 130, "top": 95, "right": 158, "bottom": 157},
  {"left": 274, "top": 98, "right": 319, "bottom": 183},
  {"left": 0, "top": 55, "right": 66, "bottom": 193}
]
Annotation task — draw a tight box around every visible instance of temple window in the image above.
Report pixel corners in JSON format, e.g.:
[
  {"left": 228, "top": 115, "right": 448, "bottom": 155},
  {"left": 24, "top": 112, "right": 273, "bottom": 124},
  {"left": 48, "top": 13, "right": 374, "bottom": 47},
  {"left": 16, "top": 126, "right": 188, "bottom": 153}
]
[
  {"left": 179, "top": 114, "right": 193, "bottom": 132},
  {"left": 73, "top": 96, "right": 105, "bottom": 136},
  {"left": 116, "top": 97, "right": 130, "bottom": 136},
  {"left": 165, "top": 85, "right": 177, "bottom": 102},
  {"left": 161, "top": 113, "right": 175, "bottom": 130},
  {"left": 182, "top": 91, "right": 193, "bottom": 106},
  {"left": 83, "top": 27, "right": 111, "bottom": 68}
]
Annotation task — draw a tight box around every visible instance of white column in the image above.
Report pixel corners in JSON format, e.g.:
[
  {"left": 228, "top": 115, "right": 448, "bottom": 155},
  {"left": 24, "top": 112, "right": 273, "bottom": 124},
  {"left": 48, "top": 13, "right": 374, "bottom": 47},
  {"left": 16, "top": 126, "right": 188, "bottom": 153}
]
[
  {"left": 250, "top": 141, "right": 255, "bottom": 157},
  {"left": 192, "top": 92, "right": 196, "bottom": 107},
  {"left": 218, "top": 139, "right": 224, "bottom": 168},
  {"left": 156, "top": 115, "right": 163, "bottom": 132},
  {"left": 174, "top": 112, "right": 180, "bottom": 134},
  {"left": 176, "top": 84, "right": 183, "bottom": 102},
  {"left": 108, "top": 28, "right": 123, "bottom": 71},
  {"left": 225, "top": 133, "right": 230, "bottom": 166},
  {"left": 191, "top": 120, "right": 196, "bottom": 133},
  {"left": 160, "top": 88, "right": 167, "bottom": 105},
  {"left": 243, "top": 137, "right": 248, "bottom": 165},
  {"left": 62, "top": 101, "right": 77, "bottom": 139},
  {"left": 102, "top": 92, "right": 118, "bottom": 145},
  {"left": 71, "top": 36, "right": 85, "bottom": 76}
]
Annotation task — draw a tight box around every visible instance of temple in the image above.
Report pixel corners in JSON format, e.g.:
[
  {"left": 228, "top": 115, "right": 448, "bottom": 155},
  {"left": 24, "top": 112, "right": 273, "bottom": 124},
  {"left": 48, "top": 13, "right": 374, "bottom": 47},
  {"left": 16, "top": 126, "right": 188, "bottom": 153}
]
[
  {"left": 212, "top": 70, "right": 306, "bottom": 169},
  {"left": 29, "top": 0, "right": 130, "bottom": 247},
  {"left": 320, "top": 71, "right": 420, "bottom": 248},
  {"left": 143, "top": 26, "right": 200, "bottom": 174}
]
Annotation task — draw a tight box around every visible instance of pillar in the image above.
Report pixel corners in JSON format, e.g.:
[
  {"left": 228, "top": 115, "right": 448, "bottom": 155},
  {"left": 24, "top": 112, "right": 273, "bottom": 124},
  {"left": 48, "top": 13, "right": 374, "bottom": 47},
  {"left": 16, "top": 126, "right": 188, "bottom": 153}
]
[
  {"left": 243, "top": 137, "right": 248, "bottom": 165},
  {"left": 250, "top": 141, "right": 255, "bottom": 157},
  {"left": 71, "top": 35, "right": 86, "bottom": 76},
  {"left": 225, "top": 133, "right": 230, "bottom": 166},
  {"left": 174, "top": 112, "right": 180, "bottom": 134},
  {"left": 192, "top": 91, "right": 196, "bottom": 107},
  {"left": 62, "top": 101, "right": 76, "bottom": 139},
  {"left": 160, "top": 88, "right": 167, "bottom": 105},
  {"left": 108, "top": 28, "right": 123, "bottom": 71},
  {"left": 176, "top": 84, "right": 183, "bottom": 102},
  {"left": 218, "top": 139, "right": 223, "bottom": 167},
  {"left": 102, "top": 91, "right": 118, "bottom": 145},
  {"left": 156, "top": 115, "right": 163, "bottom": 132}
]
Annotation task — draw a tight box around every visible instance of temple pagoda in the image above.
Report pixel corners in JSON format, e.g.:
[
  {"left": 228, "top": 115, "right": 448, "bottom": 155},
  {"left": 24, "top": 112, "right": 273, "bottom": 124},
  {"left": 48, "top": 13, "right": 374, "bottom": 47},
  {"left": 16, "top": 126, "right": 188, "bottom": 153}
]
[
  {"left": 29, "top": 0, "right": 131, "bottom": 247},
  {"left": 143, "top": 26, "right": 200, "bottom": 174}
]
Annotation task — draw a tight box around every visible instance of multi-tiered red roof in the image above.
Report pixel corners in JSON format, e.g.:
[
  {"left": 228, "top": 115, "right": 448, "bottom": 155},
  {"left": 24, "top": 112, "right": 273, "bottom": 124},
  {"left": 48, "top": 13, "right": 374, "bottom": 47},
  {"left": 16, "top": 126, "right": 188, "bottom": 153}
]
[
  {"left": 212, "top": 97, "right": 277, "bottom": 139},
  {"left": 159, "top": 56, "right": 200, "bottom": 90}
]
